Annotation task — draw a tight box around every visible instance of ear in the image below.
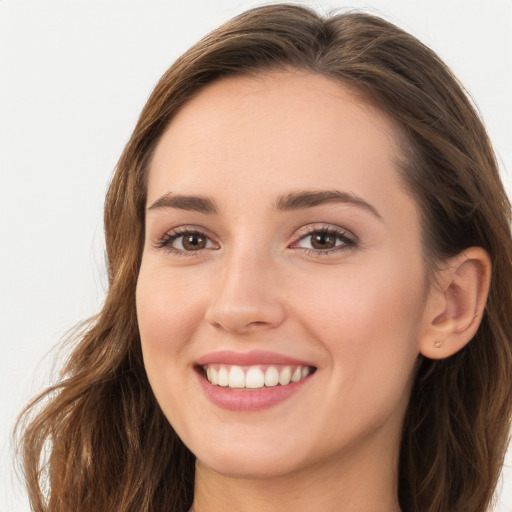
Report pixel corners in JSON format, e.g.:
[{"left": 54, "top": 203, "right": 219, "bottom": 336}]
[{"left": 420, "top": 247, "right": 491, "bottom": 360}]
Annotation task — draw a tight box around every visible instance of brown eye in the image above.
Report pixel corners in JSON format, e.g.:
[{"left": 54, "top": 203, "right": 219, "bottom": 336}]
[
  {"left": 156, "top": 229, "right": 217, "bottom": 254},
  {"left": 294, "top": 227, "right": 357, "bottom": 254},
  {"left": 181, "top": 233, "right": 207, "bottom": 250},
  {"left": 310, "top": 232, "right": 337, "bottom": 250}
]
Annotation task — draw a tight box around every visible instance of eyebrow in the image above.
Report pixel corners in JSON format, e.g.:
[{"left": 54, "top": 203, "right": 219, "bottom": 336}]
[
  {"left": 275, "top": 190, "right": 382, "bottom": 219},
  {"left": 147, "top": 189, "right": 381, "bottom": 219},
  {"left": 148, "top": 193, "right": 218, "bottom": 214}
]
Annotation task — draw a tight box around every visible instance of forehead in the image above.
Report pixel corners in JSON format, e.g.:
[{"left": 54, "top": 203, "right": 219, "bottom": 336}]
[{"left": 147, "top": 71, "right": 410, "bottom": 215}]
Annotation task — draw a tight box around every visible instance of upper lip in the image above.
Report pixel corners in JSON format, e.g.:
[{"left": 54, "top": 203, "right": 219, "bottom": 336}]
[{"left": 195, "top": 350, "right": 316, "bottom": 367}]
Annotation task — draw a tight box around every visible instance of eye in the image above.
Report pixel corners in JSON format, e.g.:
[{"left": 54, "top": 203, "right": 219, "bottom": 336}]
[
  {"left": 155, "top": 228, "right": 218, "bottom": 255},
  {"left": 292, "top": 226, "right": 357, "bottom": 254},
  {"left": 174, "top": 232, "right": 212, "bottom": 251}
]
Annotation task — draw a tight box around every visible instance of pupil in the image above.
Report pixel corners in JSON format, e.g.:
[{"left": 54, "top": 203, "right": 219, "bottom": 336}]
[
  {"left": 183, "top": 234, "right": 205, "bottom": 250},
  {"left": 312, "top": 233, "right": 335, "bottom": 249}
]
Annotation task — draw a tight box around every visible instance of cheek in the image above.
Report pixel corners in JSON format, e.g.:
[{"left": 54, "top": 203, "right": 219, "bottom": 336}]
[
  {"left": 135, "top": 262, "right": 212, "bottom": 430},
  {"left": 297, "top": 261, "right": 426, "bottom": 435},
  {"left": 292, "top": 255, "right": 426, "bottom": 379},
  {"left": 135, "top": 263, "right": 209, "bottom": 429},
  {"left": 136, "top": 263, "right": 207, "bottom": 356}
]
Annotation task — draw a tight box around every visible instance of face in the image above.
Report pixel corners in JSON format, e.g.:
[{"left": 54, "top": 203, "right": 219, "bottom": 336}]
[{"left": 136, "top": 72, "right": 431, "bottom": 479}]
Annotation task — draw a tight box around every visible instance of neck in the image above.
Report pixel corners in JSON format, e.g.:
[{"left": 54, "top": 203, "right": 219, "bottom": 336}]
[{"left": 190, "top": 433, "right": 402, "bottom": 512}]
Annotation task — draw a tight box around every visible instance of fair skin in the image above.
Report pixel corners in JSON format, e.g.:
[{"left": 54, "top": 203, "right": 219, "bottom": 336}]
[{"left": 136, "top": 71, "right": 491, "bottom": 512}]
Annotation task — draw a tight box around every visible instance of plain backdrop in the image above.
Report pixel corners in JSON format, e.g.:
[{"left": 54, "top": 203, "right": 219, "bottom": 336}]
[{"left": 1, "top": 1, "right": 511, "bottom": 510}]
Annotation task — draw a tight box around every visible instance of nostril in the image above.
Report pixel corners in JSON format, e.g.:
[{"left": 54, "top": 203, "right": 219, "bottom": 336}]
[
  {"left": 207, "top": 317, "right": 272, "bottom": 334},
  {"left": 204, "top": 283, "right": 287, "bottom": 333}
]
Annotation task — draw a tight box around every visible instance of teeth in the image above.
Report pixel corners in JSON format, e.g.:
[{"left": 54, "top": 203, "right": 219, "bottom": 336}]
[
  {"left": 217, "top": 366, "right": 229, "bottom": 387},
  {"left": 203, "top": 364, "right": 313, "bottom": 389},
  {"left": 210, "top": 366, "right": 219, "bottom": 385},
  {"left": 228, "top": 366, "right": 245, "bottom": 388},
  {"left": 264, "top": 366, "right": 279, "bottom": 387},
  {"left": 291, "top": 367, "right": 302, "bottom": 383},
  {"left": 246, "top": 367, "right": 265, "bottom": 388},
  {"left": 278, "top": 366, "right": 292, "bottom": 386}
]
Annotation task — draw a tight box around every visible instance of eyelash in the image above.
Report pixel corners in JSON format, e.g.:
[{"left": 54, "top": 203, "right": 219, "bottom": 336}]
[
  {"left": 154, "top": 225, "right": 358, "bottom": 257},
  {"left": 154, "top": 227, "right": 217, "bottom": 257},
  {"left": 290, "top": 224, "right": 358, "bottom": 256}
]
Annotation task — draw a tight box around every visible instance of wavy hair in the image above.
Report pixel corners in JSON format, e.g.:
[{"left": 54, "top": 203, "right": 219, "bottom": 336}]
[{"left": 16, "top": 4, "right": 512, "bottom": 511}]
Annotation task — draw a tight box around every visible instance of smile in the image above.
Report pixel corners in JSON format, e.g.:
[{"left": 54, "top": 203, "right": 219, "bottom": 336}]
[
  {"left": 195, "top": 351, "right": 317, "bottom": 411},
  {"left": 202, "top": 364, "right": 313, "bottom": 389}
]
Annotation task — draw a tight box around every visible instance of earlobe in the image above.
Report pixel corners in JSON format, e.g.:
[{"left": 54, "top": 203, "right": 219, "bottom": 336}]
[{"left": 419, "top": 247, "right": 491, "bottom": 360}]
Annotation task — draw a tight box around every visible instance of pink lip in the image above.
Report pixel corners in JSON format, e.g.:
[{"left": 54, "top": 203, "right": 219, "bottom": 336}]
[
  {"left": 196, "top": 372, "right": 313, "bottom": 411},
  {"left": 194, "top": 350, "right": 316, "bottom": 412},
  {"left": 195, "top": 350, "right": 314, "bottom": 367}
]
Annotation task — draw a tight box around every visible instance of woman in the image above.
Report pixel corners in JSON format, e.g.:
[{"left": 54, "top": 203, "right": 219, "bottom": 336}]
[{"left": 17, "top": 4, "right": 512, "bottom": 511}]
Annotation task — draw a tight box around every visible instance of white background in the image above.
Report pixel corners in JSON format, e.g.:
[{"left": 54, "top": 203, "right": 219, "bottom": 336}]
[{"left": 1, "top": 1, "right": 511, "bottom": 510}]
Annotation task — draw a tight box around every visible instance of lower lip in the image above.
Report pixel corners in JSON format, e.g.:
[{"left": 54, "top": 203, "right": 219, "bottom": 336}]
[{"left": 196, "top": 371, "right": 313, "bottom": 411}]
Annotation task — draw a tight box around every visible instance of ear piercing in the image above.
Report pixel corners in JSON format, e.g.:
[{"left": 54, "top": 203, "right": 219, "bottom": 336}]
[{"left": 434, "top": 339, "right": 443, "bottom": 348}]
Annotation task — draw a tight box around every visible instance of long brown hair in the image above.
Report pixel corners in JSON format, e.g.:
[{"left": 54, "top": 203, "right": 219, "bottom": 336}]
[{"left": 16, "top": 4, "right": 512, "bottom": 511}]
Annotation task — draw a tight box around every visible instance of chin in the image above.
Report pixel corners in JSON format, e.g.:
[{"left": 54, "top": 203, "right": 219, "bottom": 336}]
[
  {"left": 185, "top": 428, "right": 311, "bottom": 480},
  {"left": 196, "top": 449, "right": 305, "bottom": 480}
]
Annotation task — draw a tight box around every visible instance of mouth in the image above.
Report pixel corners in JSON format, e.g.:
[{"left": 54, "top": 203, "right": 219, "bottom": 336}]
[
  {"left": 194, "top": 350, "right": 317, "bottom": 410},
  {"left": 198, "top": 363, "right": 316, "bottom": 390}
]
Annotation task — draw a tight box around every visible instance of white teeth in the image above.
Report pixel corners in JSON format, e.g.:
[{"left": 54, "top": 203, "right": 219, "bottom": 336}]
[
  {"left": 278, "top": 366, "right": 292, "bottom": 386},
  {"left": 228, "top": 366, "right": 245, "bottom": 388},
  {"left": 291, "top": 366, "right": 302, "bottom": 383},
  {"left": 264, "top": 366, "right": 279, "bottom": 387},
  {"left": 217, "top": 366, "right": 229, "bottom": 387},
  {"left": 246, "top": 367, "right": 265, "bottom": 389},
  {"left": 204, "top": 364, "right": 313, "bottom": 388}
]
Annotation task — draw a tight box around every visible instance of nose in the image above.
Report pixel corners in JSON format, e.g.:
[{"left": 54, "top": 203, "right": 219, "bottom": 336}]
[{"left": 204, "top": 248, "right": 286, "bottom": 334}]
